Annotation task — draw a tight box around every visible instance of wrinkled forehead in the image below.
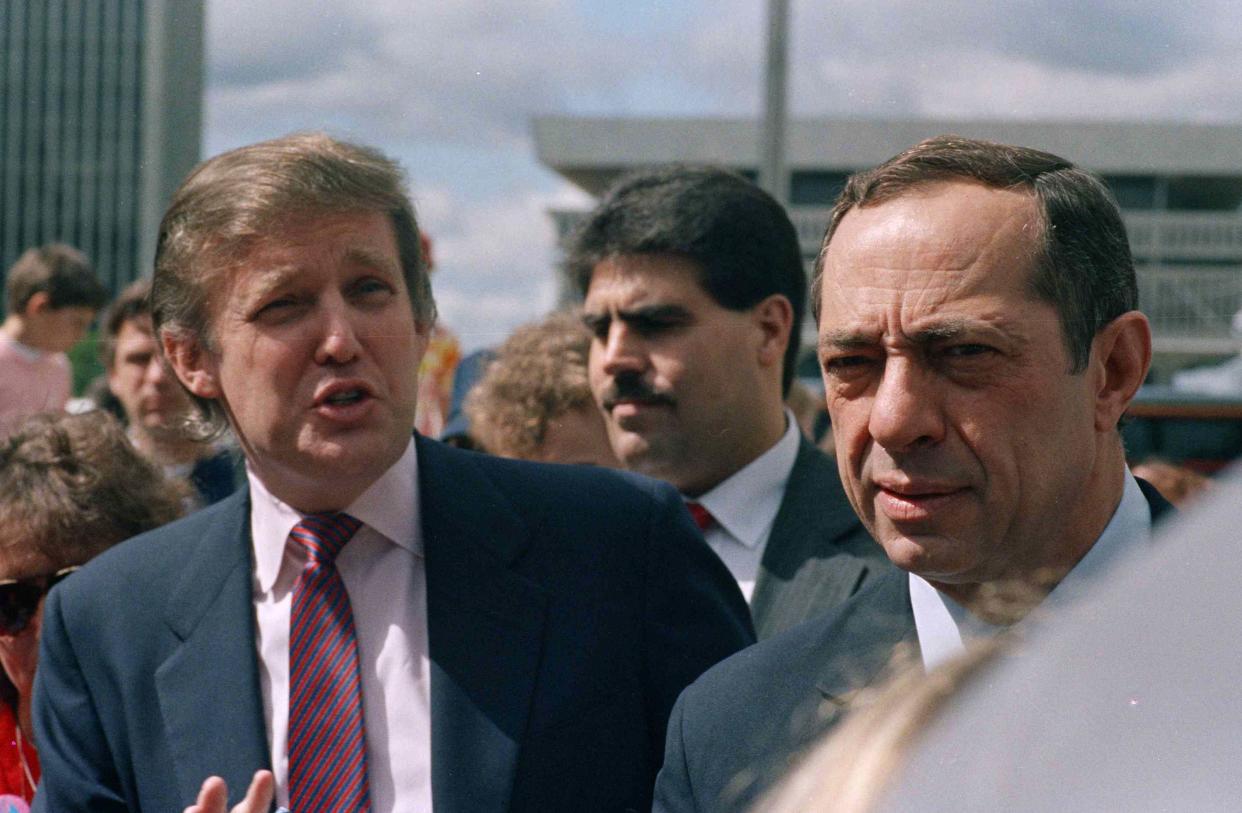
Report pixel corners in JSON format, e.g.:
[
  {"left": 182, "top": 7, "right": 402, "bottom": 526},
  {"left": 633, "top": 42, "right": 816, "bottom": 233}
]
[
  {"left": 819, "top": 183, "right": 1048, "bottom": 337},
  {"left": 110, "top": 315, "right": 159, "bottom": 363},
  {"left": 828, "top": 184, "right": 1040, "bottom": 288},
  {"left": 119, "top": 312, "right": 156, "bottom": 336}
]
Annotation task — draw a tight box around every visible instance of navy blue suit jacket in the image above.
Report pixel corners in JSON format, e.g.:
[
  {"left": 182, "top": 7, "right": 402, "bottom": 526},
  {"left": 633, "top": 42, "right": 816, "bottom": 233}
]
[{"left": 33, "top": 436, "right": 754, "bottom": 812}]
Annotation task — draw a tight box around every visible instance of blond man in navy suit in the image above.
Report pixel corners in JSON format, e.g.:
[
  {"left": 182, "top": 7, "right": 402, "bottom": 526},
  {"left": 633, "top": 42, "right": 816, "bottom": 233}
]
[{"left": 32, "top": 133, "right": 753, "bottom": 813}]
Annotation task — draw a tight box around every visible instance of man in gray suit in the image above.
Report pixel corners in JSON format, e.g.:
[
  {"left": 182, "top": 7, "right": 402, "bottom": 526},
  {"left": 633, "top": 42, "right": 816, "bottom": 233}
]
[
  {"left": 653, "top": 136, "right": 1164, "bottom": 813},
  {"left": 568, "top": 165, "right": 889, "bottom": 639}
]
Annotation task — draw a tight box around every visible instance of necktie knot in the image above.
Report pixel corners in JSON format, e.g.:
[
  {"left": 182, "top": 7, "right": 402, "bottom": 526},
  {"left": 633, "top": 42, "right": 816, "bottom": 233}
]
[
  {"left": 290, "top": 512, "right": 362, "bottom": 566},
  {"left": 686, "top": 502, "right": 717, "bottom": 533}
]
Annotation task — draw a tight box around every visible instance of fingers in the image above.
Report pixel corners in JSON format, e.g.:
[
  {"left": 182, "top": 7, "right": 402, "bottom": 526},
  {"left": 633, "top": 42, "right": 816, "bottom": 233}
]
[
  {"left": 184, "top": 775, "right": 228, "bottom": 813},
  {"left": 232, "top": 770, "right": 275, "bottom": 813},
  {"left": 183, "top": 770, "right": 273, "bottom": 813}
]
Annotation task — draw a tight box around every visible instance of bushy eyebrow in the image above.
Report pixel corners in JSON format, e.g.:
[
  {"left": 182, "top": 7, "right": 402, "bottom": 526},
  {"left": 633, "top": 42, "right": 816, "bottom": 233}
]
[
  {"left": 582, "top": 304, "right": 692, "bottom": 332},
  {"left": 242, "top": 247, "right": 401, "bottom": 299},
  {"left": 818, "top": 320, "right": 981, "bottom": 354},
  {"left": 343, "top": 247, "right": 402, "bottom": 277},
  {"left": 585, "top": 303, "right": 690, "bottom": 320}
]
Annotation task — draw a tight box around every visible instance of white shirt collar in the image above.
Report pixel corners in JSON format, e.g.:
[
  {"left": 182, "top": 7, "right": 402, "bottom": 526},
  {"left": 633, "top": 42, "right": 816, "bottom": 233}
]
[
  {"left": 912, "top": 469, "right": 1152, "bottom": 671},
  {"left": 693, "top": 410, "right": 801, "bottom": 550},
  {"left": 249, "top": 437, "right": 422, "bottom": 592}
]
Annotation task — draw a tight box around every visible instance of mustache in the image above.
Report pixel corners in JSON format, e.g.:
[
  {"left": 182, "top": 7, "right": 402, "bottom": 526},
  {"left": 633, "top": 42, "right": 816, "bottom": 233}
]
[{"left": 600, "top": 375, "right": 675, "bottom": 411}]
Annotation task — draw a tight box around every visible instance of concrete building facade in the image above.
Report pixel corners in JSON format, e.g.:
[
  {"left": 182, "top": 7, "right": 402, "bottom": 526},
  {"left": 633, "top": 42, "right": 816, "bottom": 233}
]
[
  {"left": 0, "top": 0, "right": 204, "bottom": 302},
  {"left": 535, "top": 116, "right": 1242, "bottom": 371}
]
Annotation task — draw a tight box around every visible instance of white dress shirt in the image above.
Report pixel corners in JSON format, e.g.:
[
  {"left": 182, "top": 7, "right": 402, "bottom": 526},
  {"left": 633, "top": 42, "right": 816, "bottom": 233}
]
[
  {"left": 249, "top": 438, "right": 432, "bottom": 812},
  {"left": 691, "top": 411, "right": 801, "bottom": 602},
  {"left": 912, "top": 469, "right": 1154, "bottom": 671}
]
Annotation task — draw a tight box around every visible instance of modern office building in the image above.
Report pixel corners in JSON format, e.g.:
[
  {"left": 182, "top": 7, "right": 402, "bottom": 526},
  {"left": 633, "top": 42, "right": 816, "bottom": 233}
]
[
  {"left": 535, "top": 116, "right": 1242, "bottom": 372},
  {"left": 0, "top": 0, "right": 204, "bottom": 301}
]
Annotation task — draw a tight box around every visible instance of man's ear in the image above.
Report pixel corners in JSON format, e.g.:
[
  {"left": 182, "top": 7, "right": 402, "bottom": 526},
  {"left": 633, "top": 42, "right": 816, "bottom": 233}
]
[
  {"left": 22, "top": 291, "right": 51, "bottom": 317},
  {"left": 752, "top": 294, "right": 794, "bottom": 369},
  {"left": 1091, "top": 310, "right": 1152, "bottom": 432},
  {"left": 161, "top": 330, "right": 221, "bottom": 399}
]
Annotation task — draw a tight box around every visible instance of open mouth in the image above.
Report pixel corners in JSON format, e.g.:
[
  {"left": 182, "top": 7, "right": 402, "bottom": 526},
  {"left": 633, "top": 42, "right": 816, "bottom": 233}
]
[{"left": 324, "top": 388, "right": 366, "bottom": 406}]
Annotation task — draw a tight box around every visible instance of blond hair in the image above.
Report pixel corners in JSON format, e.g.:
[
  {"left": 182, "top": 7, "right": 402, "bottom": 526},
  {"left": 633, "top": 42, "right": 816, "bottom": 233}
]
[
  {"left": 152, "top": 132, "right": 433, "bottom": 438},
  {"left": 465, "top": 310, "right": 595, "bottom": 458}
]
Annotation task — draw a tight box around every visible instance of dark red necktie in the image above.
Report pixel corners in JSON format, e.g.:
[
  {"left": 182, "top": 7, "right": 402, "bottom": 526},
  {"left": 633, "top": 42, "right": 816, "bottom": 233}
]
[
  {"left": 686, "top": 502, "right": 717, "bottom": 533},
  {"left": 288, "top": 513, "right": 371, "bottom": 812}
]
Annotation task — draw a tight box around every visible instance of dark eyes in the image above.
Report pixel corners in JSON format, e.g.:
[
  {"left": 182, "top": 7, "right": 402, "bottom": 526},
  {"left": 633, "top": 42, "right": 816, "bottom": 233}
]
[
  {"left": 581, "top": 315, "right": 682, "bottom": 341},
  {"left": 352, "top": 277, "right": 393, "bottom": 297},
  {"left": 255, "top": 297, "right": 297, "bottom": 317},
  {"left": 822, "top": 355, "right": 872, "bottom": 372},
  {"left": 942, "top": 343, "right": 995, "bottom": 358},
  {"left": 821, "top": 344, "right": 999, "bottom": 378},
  {"left": 582, "top": 315, "right": 609, "bottom": 340},
  {"left": 252, "top": 277, "right": 395, "bottom": 321}
]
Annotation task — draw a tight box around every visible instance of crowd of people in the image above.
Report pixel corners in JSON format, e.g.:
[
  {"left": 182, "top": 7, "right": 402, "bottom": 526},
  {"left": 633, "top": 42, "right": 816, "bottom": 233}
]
[{"left": 0, "top": 129, "right": 1223, "bottom": 812}]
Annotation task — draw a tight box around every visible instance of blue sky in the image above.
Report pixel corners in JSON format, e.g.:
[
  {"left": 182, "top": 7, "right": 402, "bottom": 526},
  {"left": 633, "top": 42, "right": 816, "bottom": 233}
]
[{"left": 204, "top": 0, "right": 1242, "bottom": 352}]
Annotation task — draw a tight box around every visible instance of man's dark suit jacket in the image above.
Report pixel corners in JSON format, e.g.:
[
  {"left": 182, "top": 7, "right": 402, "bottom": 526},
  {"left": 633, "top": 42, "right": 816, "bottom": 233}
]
[
  {"left": 749, "top": 437, "right": 891, "bottom": 639},
  {"left": 654, "top": 479, "right": 1174, "bottom": 813},
  {"left": 32, "top": 435, "right": 755, "bottom": 813}
]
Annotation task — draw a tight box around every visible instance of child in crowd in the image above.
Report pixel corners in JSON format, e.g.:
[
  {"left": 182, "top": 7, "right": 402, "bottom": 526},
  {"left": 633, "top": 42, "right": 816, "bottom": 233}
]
[{"left": 0, "top": 245, "right": 107, "bottom": 436}]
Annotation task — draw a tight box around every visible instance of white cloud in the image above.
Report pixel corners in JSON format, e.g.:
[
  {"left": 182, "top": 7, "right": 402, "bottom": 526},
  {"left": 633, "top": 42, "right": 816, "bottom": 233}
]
[
  {"left": 203, "top": 0, "right": 1242, "bottom": 358},
  {"left": 785, "top": 0, "right": 1242, "bottom": 121},
  {"left": 205, "top": 0, "right": 677, "bottom": 152},
  {"left": 419, "top": 184, "right": 582, "bottom": 353}
]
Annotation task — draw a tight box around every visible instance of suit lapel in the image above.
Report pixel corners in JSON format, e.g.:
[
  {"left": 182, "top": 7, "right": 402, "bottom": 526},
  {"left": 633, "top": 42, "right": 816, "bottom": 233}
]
[
  {"left": 813, "top": 570, "right": 918, "bottom": 719},
  {"left": 1136, "top": 476, "right": 1176, "bottom": 523},
  {"left": 751, "top": 438, "right": 873, "bottom": 636},
  {"left": 418, "top": 437, "right": 548, "bottom": 813},
  {"left": 804, "top": 478, "right": 1169, "bottom": 727},
  {"left": 155, "top": 491, "right": 271, "bottom": 805}
]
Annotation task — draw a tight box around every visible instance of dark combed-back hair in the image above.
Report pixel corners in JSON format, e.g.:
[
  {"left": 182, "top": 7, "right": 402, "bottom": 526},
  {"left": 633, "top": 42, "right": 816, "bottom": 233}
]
[
  {"left": 151, "top": 131, "right": 434, "bottom": 438},
  {"left": 564, "top": 164, "right": 806, "bottom": 395},
  {"left": 100, "top": 277, "right": 155, "bottom": 369},
  {"left": 0, "top": 411, "right": 184, "bottom": 567},
  {"left": 3, "top": 243, "right": 107, "bottom": 316},
  {"left": 812, "top": 135, "right": 1136, "bottom": 373}
]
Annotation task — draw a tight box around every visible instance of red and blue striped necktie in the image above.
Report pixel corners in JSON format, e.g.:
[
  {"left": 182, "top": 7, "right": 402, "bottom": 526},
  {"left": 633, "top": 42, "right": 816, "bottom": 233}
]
[{"left": 288, "top": 512, "right": 371, "bottom": 812}]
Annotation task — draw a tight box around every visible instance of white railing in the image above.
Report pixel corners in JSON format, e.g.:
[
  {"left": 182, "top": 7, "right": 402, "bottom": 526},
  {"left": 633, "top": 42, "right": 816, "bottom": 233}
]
[
  {"left": 1125, "top": 213, "right": 1242, "bottom": 262},
  {"left": 1139, "top": 265, "right": 1242, "bottom": 348}
]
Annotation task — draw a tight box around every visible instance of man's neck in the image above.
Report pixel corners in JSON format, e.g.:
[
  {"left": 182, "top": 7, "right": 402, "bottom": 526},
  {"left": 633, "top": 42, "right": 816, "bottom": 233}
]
[
  {"left": 0, "top": 316, "right": 43, "bottom": 350},
  {"left": 930, "top": 452, "right": 1134, "bottom": 625},
  {"left": 677, "top": 403, "right": 789, "bottom": 498},
  {"left": 927, "top": 577, "right": 1056, "bottom": 626},
  {"left": 131, "top": 425, "right": 213, "bottom": 466}
]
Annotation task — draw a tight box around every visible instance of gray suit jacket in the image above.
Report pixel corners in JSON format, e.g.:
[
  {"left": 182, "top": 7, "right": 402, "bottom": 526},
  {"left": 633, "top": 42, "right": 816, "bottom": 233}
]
[
  {"left": 655, "top": 478, "right": 1176, "bottom": 813},
  {"left": 749, "top": 437, "right": 892, "bottom": 639}
]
